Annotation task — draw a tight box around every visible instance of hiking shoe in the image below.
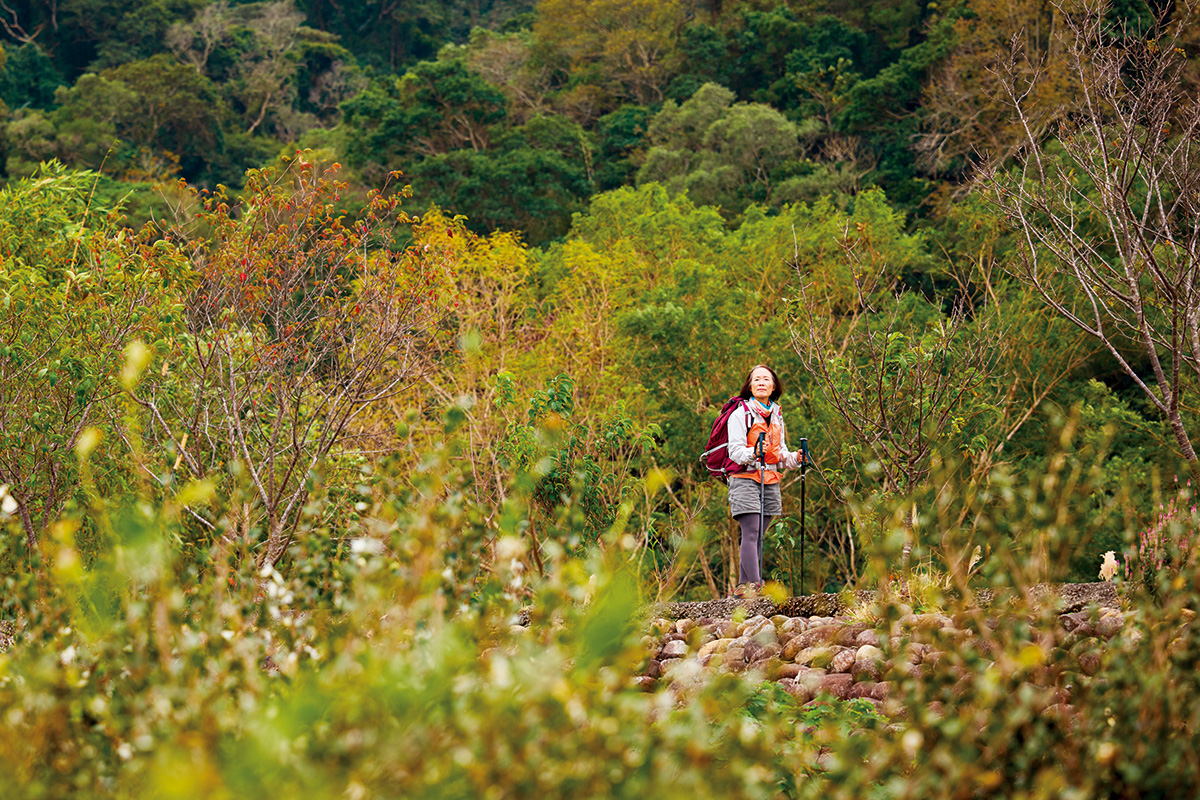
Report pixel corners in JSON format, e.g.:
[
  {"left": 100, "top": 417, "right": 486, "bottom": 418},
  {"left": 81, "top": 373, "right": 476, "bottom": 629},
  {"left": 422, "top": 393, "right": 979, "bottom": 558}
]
[{"left": 731, "top": 583, "right": 760, "bottom": 600}]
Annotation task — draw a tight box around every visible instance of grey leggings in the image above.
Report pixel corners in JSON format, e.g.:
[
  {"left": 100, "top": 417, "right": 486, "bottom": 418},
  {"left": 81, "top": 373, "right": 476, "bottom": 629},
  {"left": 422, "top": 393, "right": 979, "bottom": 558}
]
[{"left": 736, "top": 513, "right": 773, "bottom": 585}]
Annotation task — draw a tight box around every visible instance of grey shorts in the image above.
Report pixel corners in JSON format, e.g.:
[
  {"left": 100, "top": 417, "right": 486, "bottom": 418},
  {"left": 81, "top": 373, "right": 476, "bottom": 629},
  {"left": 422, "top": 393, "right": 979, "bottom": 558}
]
[{"left": 728, "top": 477, "right": 782, "bottom": 517}]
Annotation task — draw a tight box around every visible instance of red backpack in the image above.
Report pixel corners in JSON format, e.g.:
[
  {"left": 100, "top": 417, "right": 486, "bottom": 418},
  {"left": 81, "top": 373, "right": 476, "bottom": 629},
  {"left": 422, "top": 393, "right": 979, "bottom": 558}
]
[{"left": 700, "top": 397, "right": 751, "bottom": 483}]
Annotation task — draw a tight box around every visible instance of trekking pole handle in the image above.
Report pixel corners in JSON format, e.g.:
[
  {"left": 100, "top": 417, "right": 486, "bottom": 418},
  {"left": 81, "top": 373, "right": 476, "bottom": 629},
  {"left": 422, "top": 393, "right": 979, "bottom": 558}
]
[
  {"left": 800, "top": 437, "right": 808, "bottom": 469},
  {"left": 755, "top": 431, "right": 766, "bottom": 466}
]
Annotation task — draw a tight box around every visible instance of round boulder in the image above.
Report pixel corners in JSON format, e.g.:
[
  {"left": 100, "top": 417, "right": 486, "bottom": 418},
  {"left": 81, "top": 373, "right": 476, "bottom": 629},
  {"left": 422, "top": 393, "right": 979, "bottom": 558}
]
[
  {"left": 660, "top": 639, "right": 688, "bottom": 659},
  {"left": 829, "top": 647, "right": 857, "bottom": 674}
]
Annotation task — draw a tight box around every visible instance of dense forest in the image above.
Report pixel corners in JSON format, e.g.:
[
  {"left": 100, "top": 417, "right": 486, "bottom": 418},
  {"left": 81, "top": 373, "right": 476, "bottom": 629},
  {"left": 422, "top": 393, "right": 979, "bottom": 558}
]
[
  {"left": 0, "top": 0, "right": 1180, "bottom": 239},
  {"left": 2, "top": 0, "right": 1200, "bottom": 796}
]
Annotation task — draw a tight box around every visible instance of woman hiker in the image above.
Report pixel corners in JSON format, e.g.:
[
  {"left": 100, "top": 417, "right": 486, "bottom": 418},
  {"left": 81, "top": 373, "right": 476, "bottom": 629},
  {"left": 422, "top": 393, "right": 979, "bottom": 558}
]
[{"left": 726, "top": 364, "right": 805, "bottom": 599}]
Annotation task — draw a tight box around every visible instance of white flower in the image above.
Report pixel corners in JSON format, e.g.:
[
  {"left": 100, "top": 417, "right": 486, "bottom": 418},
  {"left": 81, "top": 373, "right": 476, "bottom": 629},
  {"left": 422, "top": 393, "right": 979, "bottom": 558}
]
[
  {"left": 1099, "top": 551, "right": 1120, "bottom": 582},
  {"left": 495, "top": 536, "right": 525, "bottom": 561},
  {"left": 0, "top": 485, "right": 16, "bottom": 516},
  {"left": 350, "top": 537, "right": 384, "bottom": 555},
  {"left": 902, "top": 729, "right": 923, "bottom": 758}
]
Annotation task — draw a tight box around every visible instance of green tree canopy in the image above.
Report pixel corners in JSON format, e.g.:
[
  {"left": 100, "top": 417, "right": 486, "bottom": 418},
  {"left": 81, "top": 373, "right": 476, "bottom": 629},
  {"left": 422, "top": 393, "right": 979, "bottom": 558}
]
[
  {"left": 638, "top": 83, "right": 803, "bottom": 215},
  {"left": 0, "top": 43, "right": 64, "bottom": 111}
]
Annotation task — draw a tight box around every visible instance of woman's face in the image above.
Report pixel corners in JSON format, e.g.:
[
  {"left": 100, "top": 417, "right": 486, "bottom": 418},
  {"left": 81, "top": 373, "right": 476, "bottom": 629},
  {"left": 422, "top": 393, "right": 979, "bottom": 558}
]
[{"left": 749, "top": 367, "right": 775, "bottom": 402}]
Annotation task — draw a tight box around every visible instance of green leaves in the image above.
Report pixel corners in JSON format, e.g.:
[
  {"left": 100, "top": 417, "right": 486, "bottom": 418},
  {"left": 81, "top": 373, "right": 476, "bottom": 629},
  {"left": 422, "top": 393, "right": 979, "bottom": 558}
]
[
  {"left": 527, "top": 373, "right": 576, "bottom": 423},
  {"left": 0, "top": 163, "right": 189, "bottom": 546},
  {"left": 576, "top": 571, "right": 639, "bottom": 669}
]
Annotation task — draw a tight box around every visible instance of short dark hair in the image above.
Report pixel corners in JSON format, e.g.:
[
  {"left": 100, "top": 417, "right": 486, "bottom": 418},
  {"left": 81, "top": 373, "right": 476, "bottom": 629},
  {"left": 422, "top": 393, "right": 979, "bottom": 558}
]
[{"left": 738, "top": 364, "right": 782, "bottom": 402}]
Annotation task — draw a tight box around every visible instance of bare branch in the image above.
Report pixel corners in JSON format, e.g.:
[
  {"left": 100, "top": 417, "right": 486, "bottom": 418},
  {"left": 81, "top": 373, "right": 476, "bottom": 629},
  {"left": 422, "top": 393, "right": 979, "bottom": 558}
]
[{"left": 987, "top": 0, "right": 1200, "bottom": 479}]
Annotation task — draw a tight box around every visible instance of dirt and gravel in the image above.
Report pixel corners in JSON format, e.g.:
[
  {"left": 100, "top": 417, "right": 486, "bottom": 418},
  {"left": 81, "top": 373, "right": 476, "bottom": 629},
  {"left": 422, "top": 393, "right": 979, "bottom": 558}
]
[{"left": 657, "top": 582, "right": 1119, "bottom": 621}]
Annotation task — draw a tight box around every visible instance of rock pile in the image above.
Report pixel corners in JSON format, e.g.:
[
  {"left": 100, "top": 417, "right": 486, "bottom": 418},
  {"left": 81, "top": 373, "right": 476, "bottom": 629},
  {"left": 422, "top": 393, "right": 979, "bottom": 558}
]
[{"left": 636, "top": 606, "right": 1130, "bottom": 714}]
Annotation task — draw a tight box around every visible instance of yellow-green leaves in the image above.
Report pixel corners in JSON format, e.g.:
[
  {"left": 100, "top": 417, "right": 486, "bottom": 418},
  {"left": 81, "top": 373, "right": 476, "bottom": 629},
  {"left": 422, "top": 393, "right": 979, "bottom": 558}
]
[
  {"left": 0, "top": 164, "right": 190, "bottom": 546},
  {"left": 121, "top": 340, "right": 150, "bottom": 390},
  {"left": 576, "top": 571, "right": 640, "bottom": 670},
  {"left": 75, "top": 427, "right": 103, "bottom": 460}
]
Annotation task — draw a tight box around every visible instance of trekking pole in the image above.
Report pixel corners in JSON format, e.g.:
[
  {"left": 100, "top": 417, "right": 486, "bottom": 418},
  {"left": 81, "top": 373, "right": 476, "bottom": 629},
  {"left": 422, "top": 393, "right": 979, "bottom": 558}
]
[
  {"left": 800, "top": 437, "right": 808, "bottom": 596},
  {"left": 755, "top": 431, "right": 766, "bottom": 586}
]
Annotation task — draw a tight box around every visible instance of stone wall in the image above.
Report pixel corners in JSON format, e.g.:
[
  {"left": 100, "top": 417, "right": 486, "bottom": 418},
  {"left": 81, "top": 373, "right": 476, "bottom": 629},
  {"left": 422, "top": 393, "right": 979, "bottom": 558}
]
[{"left": 635, "top": 585, "right": 1127, "bottom": 716}]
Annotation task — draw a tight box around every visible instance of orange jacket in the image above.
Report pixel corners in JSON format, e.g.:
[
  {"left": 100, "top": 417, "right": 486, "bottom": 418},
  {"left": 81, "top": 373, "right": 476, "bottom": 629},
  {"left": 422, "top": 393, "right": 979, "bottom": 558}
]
[{"left": 726, "top": 402, "right": 799, "bottom": 485}]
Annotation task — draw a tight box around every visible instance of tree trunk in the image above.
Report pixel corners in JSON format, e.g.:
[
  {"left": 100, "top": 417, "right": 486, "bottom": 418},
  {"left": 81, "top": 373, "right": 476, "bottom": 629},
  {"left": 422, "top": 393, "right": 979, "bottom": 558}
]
[
  {"left": 1171, "top": 412, "right": 1200, "bottom": 485},
  {"left": 247, "top": 91, "right": 274, "bottom": 134},
  {"left": 18, "top": 499, "right": 37, "bottom": 549},
  {"left": 900, "top": 502, "right": 914, "bottom": 572}
]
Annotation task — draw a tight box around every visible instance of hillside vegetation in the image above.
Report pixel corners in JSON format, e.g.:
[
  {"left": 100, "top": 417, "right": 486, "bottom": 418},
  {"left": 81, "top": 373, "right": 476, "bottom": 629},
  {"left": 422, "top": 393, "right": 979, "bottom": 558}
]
[{"left": 1, "top": 0, "right": 1199, "bottom": 797}]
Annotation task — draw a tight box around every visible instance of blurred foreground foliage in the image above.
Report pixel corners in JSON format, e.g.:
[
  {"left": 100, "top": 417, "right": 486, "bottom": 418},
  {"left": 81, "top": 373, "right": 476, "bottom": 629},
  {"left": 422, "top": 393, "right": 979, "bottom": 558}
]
[{"left": 1, "top": 418, "right": 1198, "bottom": 799}]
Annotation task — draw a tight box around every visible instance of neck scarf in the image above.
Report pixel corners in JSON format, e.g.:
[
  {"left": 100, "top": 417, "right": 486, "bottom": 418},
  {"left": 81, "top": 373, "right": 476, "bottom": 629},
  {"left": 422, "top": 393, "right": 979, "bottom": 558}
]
[{"left": 751, "top": 398, "right": 774, "bottom": 417}]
